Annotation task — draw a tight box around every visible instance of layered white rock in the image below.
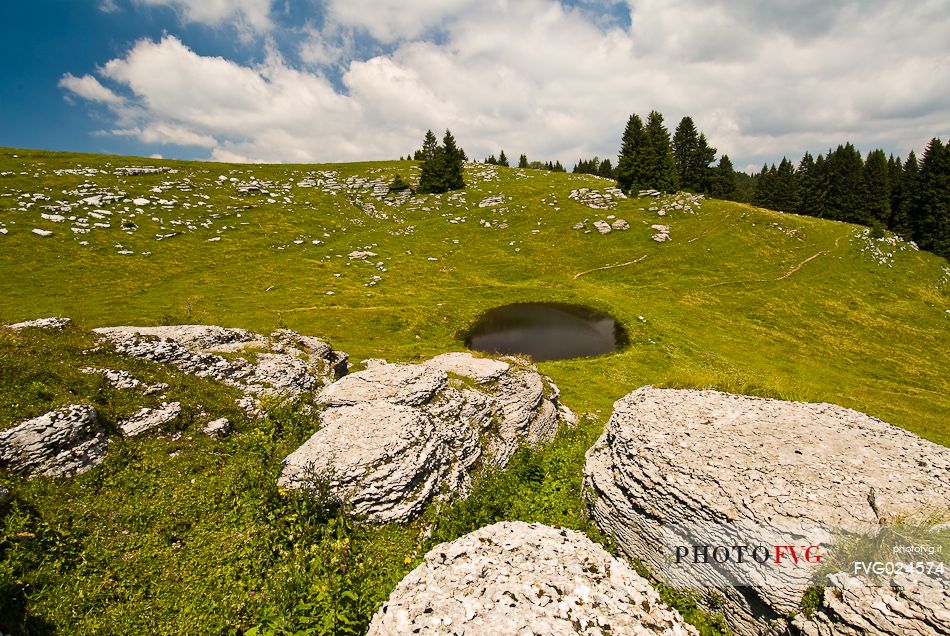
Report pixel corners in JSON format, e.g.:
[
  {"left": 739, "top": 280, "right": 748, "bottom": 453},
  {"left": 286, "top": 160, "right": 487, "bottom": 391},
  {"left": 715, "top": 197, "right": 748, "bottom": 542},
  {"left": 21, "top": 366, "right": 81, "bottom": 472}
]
[
  {"left": 279, "top": 353, "right": 575, "bottom": 523},
  {"left": 118, "top": 402, "right": 181, "bottom": 437},
  {"left": 583, "top": 387, "right": 950, "bottom": 636},
  {"left": 92, "top": 325, "right": 347, "bottom": 411},
  {"left": 5, "top": 317, "right": 72, "bottom": 331},
  {"left": 0, "top": 405, "right": 108, "bottom": 477},
  {"left": 368, "top": 521, "right": 697, "bottom": 635}
]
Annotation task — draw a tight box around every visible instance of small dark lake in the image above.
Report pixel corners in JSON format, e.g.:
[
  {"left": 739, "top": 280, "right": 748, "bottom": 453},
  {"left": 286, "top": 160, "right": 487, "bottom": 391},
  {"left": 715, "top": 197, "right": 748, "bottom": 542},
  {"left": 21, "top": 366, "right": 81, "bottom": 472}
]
[{"left": 463, "top": 302, "right": 627, "bottom": 361}]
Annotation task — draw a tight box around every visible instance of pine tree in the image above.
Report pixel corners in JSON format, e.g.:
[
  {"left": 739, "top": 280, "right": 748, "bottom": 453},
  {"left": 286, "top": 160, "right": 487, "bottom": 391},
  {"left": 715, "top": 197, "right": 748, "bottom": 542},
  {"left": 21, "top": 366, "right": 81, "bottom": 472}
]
[
  {"left": 825, "top": 143, "right": 865, "bottom": 222},
  {"left": 518, "top": 154, "right": 528, "bottom": 168},
  {"left": 417, "top": 129, "right": 466, "bottom": 194},
  {"left": 420, "top": 130, "right": 439, "bottom": 162},
  {"left": 690, "top": 133, "right": 717, "bottom": 193},
  {"left": 644, "top": 111, "right": 678, "bottom": 192},
  {"left": 912, "top": 138, "right": 950, "bottom": 258},
  {"left": 599, "top": 158, "right": 614, "bottom": 178},
  {"left": 673, "top": 116, "right": 699, "bottom": 190},
  {"left": 441, "top": 129, "right": 465, "bottom": 191},
  {"left": 771, "top": 158, "right": 800, "bottom": 212},
  {"left": 863, "top": 149, "right": 890, "bottom": 226},
  {"left": 616, "top": 113, "right": 646, "bottom": 193},
  {"left": 711, "top": 155, "right": 736, "bottom": 200},
  {"left": 497, "top": 150, "right": 509, "bottom": 167},
  {"left": 753, "top": 164, "right": 776, "bottom": 208},
  {"left": 797, "top": 152, "right": 818, "bottom": 215}
]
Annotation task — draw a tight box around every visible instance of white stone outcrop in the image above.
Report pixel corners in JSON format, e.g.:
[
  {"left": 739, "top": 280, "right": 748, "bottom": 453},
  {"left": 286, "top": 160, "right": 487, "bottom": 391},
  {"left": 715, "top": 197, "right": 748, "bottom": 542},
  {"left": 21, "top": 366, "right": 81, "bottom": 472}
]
[
  {"left": 368, "top": 521, "right": 697, "bottom": 635},
  {"left": 92, "top": 325, "right": 347, "bottom": 411},
  {"left": 118, "top": 402, "right": 181, "bottom": 437},
  {"left": 278, "top": 353, "right": 575, "bottom": 523},
  {"left": 5, "top": 317, "right": 72, "bottom": 331},
  {"left": 0, "top": 405, "right": 108, "bottom": 477},
  {"left": 583, "top": 387, "right": 950, "bottom": 636}
]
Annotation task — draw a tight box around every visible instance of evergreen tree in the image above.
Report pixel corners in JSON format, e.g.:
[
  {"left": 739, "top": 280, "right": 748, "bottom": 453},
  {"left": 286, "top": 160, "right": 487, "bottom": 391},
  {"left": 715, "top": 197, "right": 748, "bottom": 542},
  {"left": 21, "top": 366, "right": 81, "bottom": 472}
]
[
  {"left": 417, "top": 129, "right": 466, "bottom": 194},
  {"left": 772, "top": 158, "right": 800, "bottom": 212},
  {"left": 887, "top": 154, "right": 905, "bottom": 229},
  {"left": 797, "top": 152, "right": 819, "bottom": 215},
  {"left": 441, "top": 129, "right": 465, "bottom": 191},
  {"left": 862, "top": 149, "right": 890, "bottom": 226},
  {"left": 893, "top": 151, "right": 919, "bottom": 241},
  {"left": 912, "top": 138, "right": 950, "bottom": 258},
  {"left": 616, "top": 113, "right": 646, "bottom": 193},
  {"left": 553, "top": 160, "right": 565, "bottom": 172},
  {"left": 518, "top": 154, "right": 528, "bottom": 168},
  {"left": 711, "top": 155, "right": 737, "bottom": 200},
  {"left": 753, "top": 164, "right": 776, "bottom": 208},
  {"left": 644, "top": 111, "right": 678, "bottom": 192},
  {"left": 599, "top": 158, "right": 614, "bottom": 178},
  {"left": 825, "top": 143, "right": 865, "bottom": 223},
  {"left": 673, "top": 116, "right": 699, "bottom": 190},
  {"left": 420, "top": 129, "right": 439, "bottom": 162},
  {"left": 498, "top": 150, "right": 509, "bottom": 167},
  {"left": 690, "top": 133, "right": 717, "bottom": 193},
  {"left": 485, "top": 155, "right": 497, "bottom": 165}
]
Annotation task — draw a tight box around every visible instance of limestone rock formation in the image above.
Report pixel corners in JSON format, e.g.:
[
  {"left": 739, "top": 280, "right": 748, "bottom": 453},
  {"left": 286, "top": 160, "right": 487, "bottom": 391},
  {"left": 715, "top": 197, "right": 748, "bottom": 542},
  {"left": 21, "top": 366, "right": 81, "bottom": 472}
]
[
  {"left": 5, "top": 316, "right": 72, "bottom": 331},
  {"left": 791, "top": 571, "right": 950, "bottom": 636},
  {"left": 93, "top": 325, "right": 347, "bottom": 412},
  {"left": 279, "top": 353, "right": 574, "bottom": 523},
  {"left": 118, "top": 402, "right": 181, "bottom": 437},
  {"left": 0, "top": 405, "right": 108, "bottom": 477},
  {"left": 202, "top": 417, "right": 231, "bottom": 439},
  {"left": 583, "top": 387, "right": 950, "bottom": 636},
  {"left": 367, "top": 521, "right": 698, "bottom": 635}
]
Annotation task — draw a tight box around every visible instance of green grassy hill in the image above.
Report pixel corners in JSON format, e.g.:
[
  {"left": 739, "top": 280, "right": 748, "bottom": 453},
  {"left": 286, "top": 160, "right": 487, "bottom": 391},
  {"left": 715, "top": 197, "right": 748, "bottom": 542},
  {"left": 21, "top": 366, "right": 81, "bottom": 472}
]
[{"left": 1, "top": 147, "right": 948, "bottom": 634}]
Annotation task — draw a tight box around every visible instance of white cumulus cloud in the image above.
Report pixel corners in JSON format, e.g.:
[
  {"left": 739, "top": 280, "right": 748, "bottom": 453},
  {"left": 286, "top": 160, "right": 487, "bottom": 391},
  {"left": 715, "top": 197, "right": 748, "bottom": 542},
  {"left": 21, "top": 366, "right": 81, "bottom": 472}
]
[
  {"left": 135, "top": 0, "right": 273, "bottom": 33},
  {"left": 59, "top": 0, "right": 950, "bottom": 167},
  {"left": 58, "top": 73, "right": 125, "bottom": 106}
]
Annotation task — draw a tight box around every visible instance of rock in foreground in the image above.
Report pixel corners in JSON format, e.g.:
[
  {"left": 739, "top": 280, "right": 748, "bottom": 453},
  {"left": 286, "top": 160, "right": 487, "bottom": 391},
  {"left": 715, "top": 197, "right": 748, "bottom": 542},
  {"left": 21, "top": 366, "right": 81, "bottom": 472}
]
[
  {"left": 368, "top": 521, "right": 697, "bottom": 636},
  {"left": 279, "top": 353, "right": 574, "bottom": 523},
  {"left": 0, "top": 405, "right": 108, "bottom": 477},
  {"left": 583, "top": 387, "right": 950, "bottom": 635}
]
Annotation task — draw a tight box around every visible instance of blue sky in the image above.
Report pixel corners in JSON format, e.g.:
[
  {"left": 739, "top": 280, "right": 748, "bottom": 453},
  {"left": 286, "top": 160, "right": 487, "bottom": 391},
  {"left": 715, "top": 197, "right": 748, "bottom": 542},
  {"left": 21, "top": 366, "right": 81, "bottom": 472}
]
[{"left": 1, "top": 1, "right": 948, "bottom": 172}]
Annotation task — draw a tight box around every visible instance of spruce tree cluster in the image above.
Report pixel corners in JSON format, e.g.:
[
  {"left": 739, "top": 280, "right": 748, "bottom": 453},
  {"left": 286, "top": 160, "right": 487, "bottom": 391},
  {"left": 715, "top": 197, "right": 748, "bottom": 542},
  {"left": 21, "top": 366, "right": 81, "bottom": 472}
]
[
  {"left": 616, "top": 111, "right": 717, "bottom": 195},
  {"left": 748, "top": 138, "right": 950, "bottom": 259},
  {"left": 415, "top": 129, "right": 466, "bottom": 194},
  {"left": 572, "top": 157, "right": 614, "bottom": 178}
]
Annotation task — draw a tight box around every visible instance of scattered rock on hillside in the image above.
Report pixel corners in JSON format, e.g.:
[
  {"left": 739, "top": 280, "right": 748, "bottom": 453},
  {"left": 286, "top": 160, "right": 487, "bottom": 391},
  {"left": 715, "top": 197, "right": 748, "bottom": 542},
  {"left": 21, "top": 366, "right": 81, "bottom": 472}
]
[
  {"left": 5, "top": 317, "right": 72, "bottom": 331},
  {"left": 651, "top": 224, "right": 670, "bottom": 242},
  {"left": 81, "top": 367, "right": 141, "bottom": 390},
  {"left": 569, "top": 187, "right": 626, "bottom": 210},
  {"left": 93, "top": 325, "right": 347, "bottom": 413},
  {"left": 593, "top": 220, "right": 611, "bottom": 234},
  {"left": 119, "top": 402, "right": 182, "bottom": 437},
  {"left": 202, "top": 417, "right": 231, "bottom": 439},
  {"left": 367, "top": 521, "right": 697, "bottom": 635},
  {"left": 611, "top": 218, "right": 630, "bottom": 230},
  {"left": 279, "top": 353, "right": 574, "bottom": 523},
  {"left": 583, "top": 387, "right": 950, "bottom": 636},
  {"left": 0, "top": 405, "right": 108, "bottom": 477}
]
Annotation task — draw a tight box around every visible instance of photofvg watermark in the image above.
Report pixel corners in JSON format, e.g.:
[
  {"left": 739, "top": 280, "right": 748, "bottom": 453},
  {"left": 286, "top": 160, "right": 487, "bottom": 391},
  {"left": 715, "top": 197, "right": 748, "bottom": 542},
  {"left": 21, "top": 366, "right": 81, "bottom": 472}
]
[{"left": 657, "top": 522, "right": 947, "bottom": 590}]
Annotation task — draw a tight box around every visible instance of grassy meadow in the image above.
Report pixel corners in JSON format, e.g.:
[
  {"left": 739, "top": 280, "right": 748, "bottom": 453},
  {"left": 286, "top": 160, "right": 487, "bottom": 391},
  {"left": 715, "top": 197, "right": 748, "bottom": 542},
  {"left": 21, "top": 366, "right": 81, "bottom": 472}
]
[{"left": 0, "top": 147, "right": 948, "bottom": 634}]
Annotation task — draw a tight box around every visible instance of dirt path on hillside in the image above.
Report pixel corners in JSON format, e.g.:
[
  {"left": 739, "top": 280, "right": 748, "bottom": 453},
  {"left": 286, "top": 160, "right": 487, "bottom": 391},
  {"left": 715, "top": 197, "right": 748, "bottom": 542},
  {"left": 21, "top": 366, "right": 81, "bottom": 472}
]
[
  {"left": 707, "top": 233, "right": 847, "bottom": 288},
  {"left": 573, "top": 255, "right": 648, "bottom": 280}
]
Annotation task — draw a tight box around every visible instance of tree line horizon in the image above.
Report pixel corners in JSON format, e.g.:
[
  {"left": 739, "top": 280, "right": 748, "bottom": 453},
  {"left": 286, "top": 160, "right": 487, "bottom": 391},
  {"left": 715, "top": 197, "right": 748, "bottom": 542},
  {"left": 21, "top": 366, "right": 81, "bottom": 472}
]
[{"left": 404, "top": 115, "right": 949, "bottom": 260}]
